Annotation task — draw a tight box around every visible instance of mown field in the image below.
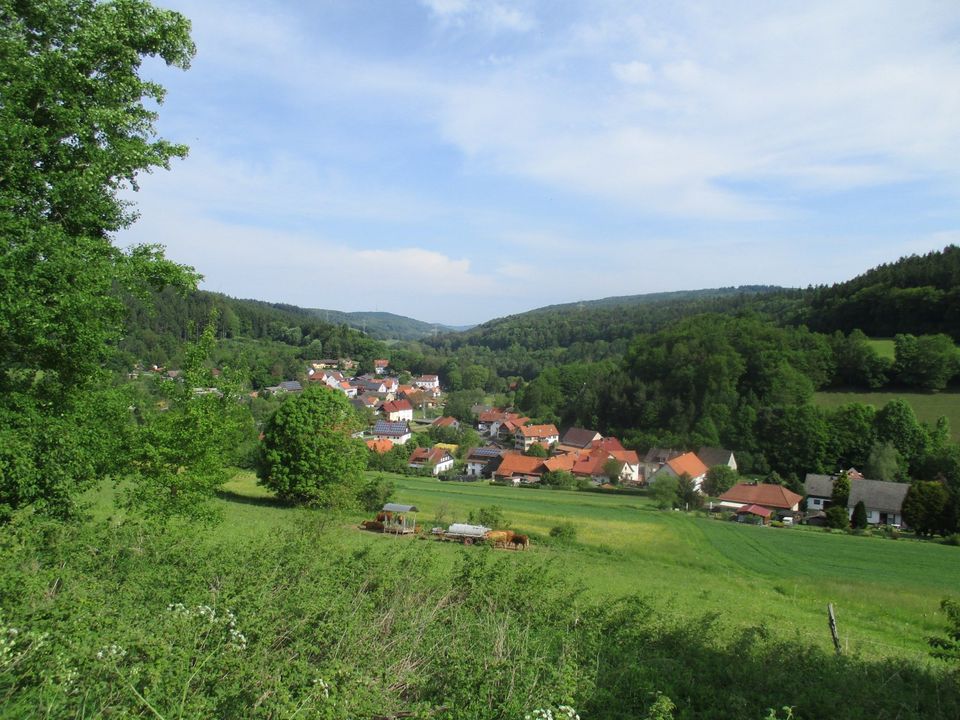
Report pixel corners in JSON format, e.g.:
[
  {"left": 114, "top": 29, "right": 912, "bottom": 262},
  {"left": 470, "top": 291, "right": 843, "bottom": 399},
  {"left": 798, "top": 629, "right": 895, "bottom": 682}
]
[
  {"left": 814, "top": 388, "right": 960, "bottom": 441},
  {"left": 216, "top": 471, "right": 960, "bottom": 664}
]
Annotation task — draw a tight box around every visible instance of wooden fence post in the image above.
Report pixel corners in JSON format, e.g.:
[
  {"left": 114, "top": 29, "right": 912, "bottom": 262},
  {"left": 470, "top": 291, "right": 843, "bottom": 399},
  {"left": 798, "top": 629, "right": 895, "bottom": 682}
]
[{"left": 828, "top": 603, "right": 842, "bottom": 655}]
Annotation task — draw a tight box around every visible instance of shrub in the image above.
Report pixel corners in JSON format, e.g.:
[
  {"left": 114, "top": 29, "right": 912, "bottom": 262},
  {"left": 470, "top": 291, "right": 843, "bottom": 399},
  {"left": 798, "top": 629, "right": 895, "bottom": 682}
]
[
  {"left": 358, "top": 476, "right": 394, "bottom": 512},
  {"left": 942, "top": 533, "right": 960, "bottom": 547},
  {"left": 825, "top": 505, "right": 850, "bottom": 530},
  {"left": 469, "top": 505, "right": 508, "bottom": 529},
  {"left": 549, "top": 522, "right": 577, "bottom": 544}
]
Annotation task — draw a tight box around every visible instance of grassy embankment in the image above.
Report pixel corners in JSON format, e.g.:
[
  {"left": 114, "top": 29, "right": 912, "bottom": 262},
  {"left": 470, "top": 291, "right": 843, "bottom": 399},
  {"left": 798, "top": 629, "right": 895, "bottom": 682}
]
[{"left": 210, "top": 471, "right": 960, "bottom": 664}]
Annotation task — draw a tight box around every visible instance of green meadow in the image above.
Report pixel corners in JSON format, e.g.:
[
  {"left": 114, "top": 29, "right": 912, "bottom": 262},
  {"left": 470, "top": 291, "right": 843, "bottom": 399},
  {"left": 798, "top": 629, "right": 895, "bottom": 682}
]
[
  {"left": 866, "top": 338, "right": 896, "bottom": 360},
  {"left": 214, "top": 471, "right": 960, "bottom": 664},
  {"left": 814, "top": 388, "right": 960, "bottom": 441}
]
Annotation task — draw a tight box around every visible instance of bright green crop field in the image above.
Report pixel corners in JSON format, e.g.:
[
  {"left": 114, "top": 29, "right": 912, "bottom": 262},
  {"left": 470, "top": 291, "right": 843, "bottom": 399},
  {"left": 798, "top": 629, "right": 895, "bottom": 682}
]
[{"left": 213, "top": 471, "right": 960, "bottom": 665}]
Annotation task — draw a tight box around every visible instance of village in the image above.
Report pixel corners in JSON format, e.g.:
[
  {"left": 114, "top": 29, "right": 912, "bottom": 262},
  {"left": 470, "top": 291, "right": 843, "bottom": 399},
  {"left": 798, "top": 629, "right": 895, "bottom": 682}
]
[{"left": 261, "top": 357, "right": 913, "bottom": 533}]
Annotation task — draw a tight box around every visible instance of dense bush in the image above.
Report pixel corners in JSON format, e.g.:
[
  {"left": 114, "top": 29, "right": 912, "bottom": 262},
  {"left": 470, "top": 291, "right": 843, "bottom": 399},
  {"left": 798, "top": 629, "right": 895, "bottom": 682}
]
[{"left": 1, "top": 515, "right": 958, "bottom": 718}]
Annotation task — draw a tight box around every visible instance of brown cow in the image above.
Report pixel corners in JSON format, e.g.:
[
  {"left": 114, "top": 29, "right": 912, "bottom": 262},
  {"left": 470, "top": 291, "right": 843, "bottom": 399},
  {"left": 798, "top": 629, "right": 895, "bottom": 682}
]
[
  {"left": 485, "top": 530, "right": 515, "bottom": 548},
  {"left": 511, "top": 534, "right": 529, "bottom": 550}
]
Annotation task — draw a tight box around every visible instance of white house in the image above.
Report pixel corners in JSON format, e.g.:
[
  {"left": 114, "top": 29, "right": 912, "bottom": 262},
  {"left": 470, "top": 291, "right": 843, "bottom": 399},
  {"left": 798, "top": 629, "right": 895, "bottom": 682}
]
[
  {"left": 515, "top": 424, "right": 559, "bottom": 451},
  {"left": 372, "top": 420, "right": 411, "bottom": 446},
  {"left": 465, "top": 447, "right": 502, "bottom": 477},
  {"left": 380, "top": 399, "right": 414, "bottom": 423},
  {"left": 804, "top": 473, "right": 909, "bottom": 526},
  {"left": 414, "top": 374, "right": 440, "bottom": 391},
  {"left": 648, "top": 452, "right": 709, "bottom": 491},
  {"left": 408, "top": 447, "right": 455, "bottom": 475}
]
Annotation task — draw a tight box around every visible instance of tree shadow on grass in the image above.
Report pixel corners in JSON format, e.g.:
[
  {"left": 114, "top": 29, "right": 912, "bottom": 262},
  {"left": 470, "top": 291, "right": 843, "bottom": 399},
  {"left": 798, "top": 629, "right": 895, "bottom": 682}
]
[
  {"left": 583, "top": 596, "right": 960, "bottom": 720},
  {"left": 215, "top": 489, "right": 292, "bottom": 509}
]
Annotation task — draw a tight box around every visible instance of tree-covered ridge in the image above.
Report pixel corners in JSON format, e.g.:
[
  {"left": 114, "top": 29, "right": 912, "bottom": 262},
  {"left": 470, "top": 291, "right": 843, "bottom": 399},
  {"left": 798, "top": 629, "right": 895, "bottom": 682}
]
[
  {"left": 804, "top": 245, "right": 960, "bottom": 339},
  {"left": 304, "top": 308, "right": 467, "bottom": 340},
  {"left": 118, "top": 288, "right": 388, "bottom": 378},
  {"left": 424, "top": 286, "right": 803, "bottom": 371}
]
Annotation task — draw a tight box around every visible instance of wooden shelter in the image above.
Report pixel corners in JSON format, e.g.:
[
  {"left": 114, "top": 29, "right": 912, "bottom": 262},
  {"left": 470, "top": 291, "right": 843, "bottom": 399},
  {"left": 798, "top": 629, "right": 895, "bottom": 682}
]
[{"left": 381, "top": 503, "right": 419, "bottom": 534}]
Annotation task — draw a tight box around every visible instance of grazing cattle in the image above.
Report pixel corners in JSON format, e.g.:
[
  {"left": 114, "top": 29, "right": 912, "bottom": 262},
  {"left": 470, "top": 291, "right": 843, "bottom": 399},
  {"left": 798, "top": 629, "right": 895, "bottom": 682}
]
[
  {"left": 511, "top": 534, "right": 529, "bottom": 550},
  {"left": 376, "top": 511, "right": 394, "bottom": 523},
  {"left": 362, "top": 520, "right": 384, "bottom": 531},
  {"left": 485, "top": 530, "right": 515, "bottom": 548}
]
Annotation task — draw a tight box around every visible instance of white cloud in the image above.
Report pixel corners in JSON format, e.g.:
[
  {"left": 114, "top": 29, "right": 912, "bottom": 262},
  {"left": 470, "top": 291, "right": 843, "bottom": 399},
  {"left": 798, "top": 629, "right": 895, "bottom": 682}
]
[
  {"left": 611, "top": 60, "right": 653, "bottom": 85},
  {"left": 354, "top": 248, "right": 494, "bottom": 295},
  {"left": 420, "top": 0, "right": 470, "bottom": 18},
  {"left": 420, "top": 0, "right": 535, "bottom": 33}
]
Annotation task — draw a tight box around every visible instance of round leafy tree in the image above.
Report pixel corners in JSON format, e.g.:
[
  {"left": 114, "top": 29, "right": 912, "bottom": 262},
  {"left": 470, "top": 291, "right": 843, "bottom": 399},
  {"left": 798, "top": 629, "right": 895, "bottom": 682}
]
[{"left": 257, "top": 386, "right": 368, "bottom": 508}]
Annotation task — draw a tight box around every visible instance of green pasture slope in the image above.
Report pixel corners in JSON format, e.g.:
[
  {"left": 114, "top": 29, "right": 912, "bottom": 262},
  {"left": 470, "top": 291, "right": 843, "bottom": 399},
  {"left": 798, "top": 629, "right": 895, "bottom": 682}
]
[
  {"left": 866, "top": 338, "right": 896, "bottom": 360},
  {"left": 218, "top": 472, "right": 960, "bottom": 664},
  {"left": 814, "top": 388, "right": 960, "bottom": 442}
]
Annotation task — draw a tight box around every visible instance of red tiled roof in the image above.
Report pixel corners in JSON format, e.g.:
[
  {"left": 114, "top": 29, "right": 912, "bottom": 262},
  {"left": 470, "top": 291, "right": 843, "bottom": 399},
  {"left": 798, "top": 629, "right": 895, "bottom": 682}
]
[
  {"left": 736, "top": 504, "right": 772, "bottom": 518},
  {"left": 432, "top": 416, "right": 459, "bottom": 428},
  {"left": 381, "top": 399, "right": 413, "bottom": 413},
  {"left": 666, "top": 452, "right": 709, "bottom": 479},
  {"left": 591, "top": 437, "right": 626, "bottom": 452},
  {"left": 366, "top": 439, "right": 393, "bottom": 454},
  {"left": 572, "top": 449, "right": 608, "bottom": 477},
  {"left": 518, "top": 424, "right": 559, "bottom": 439},
  {"left": 542, "top": 453, "right": 578, "bottom": 473},
  {"left": 409, "top": 447, "right": 451, "bottom": 465},
  {"left": 610, "top": 449, "right": 640, "bottom": 465},
  {"left": 718, "top": 483, "right": 803, "bottom": 510},
  {"left": 494, "top": 453, "right": 545, "bottom": 478},
  {"left": 374, "top": 359, "right": 389, "bottom": 367},
  {"left": 479, "top": 409, "right": 508, "bottom": 423}
]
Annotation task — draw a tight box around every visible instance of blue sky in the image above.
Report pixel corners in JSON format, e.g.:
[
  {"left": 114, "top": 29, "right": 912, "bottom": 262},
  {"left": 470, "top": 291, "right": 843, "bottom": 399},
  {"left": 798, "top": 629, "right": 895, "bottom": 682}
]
[{"left": 119, "top": 0, "right": 960, "bottom": 325}]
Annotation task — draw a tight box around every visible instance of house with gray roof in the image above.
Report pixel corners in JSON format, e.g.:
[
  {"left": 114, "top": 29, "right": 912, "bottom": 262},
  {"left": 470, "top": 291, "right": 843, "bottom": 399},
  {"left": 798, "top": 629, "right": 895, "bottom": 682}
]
[
  {"left": 803, "top": 473, "right": 908, "bottom": 526},
  {"left": 803, "top": 473, "right": 835, "bottom": 513},
  {"left": 372, "top": 420, "right": 411, "bottom": 446},
  {"left": 848, "top": 479, "right": 909, "bottom": 527},
  {"left": 560, "top": 427, "right": 603, "bottom": 449},
  {"left": 697, "top": 447, "right": 737, "bottom": 472}
]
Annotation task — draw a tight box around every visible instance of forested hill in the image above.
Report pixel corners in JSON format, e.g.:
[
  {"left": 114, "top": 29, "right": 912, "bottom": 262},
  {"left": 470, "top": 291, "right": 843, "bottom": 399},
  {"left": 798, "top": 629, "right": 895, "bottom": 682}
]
[
  {"left": 425, "top": 285, "right": 803, "bottom": 361},
  {"left": 119, "top": 289, "right": 387, "bottom": 374},
  {"left": 524, "top": 285, "right": 784, "bottom": 313},
  {"left": 803, "top": 245, "right": 960, "bottom": 339},
  {"left": 304, "top": 308, "right": 469, "bottom": 340}
]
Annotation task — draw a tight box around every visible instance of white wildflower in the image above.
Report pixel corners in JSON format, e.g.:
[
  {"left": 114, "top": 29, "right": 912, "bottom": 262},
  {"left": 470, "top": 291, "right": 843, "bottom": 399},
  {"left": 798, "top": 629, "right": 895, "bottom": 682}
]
[
  {"left": 96, "top": 643, "right": 126, "bottom": 662},
  {"left": 313, "top": 677, "right": 331, "bottom": 698}
]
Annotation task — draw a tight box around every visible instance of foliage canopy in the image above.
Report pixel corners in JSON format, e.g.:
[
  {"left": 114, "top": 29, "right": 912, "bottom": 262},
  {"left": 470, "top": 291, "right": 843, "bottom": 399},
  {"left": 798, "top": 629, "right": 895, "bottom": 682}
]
[
  {"left": 257, "top": 385, "right": 367, "bottom": 507},
  {"left": 0, "top": 0, "right": 197, "bottom": 518}
]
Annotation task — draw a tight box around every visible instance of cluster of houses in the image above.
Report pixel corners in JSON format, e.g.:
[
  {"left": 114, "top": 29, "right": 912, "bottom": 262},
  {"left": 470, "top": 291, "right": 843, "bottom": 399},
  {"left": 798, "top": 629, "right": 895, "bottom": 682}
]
[
  {"left": 704, "top": 470, "right": 908, "bottom": 528},
  {"left": 305, "top": 359, "right": 442, "bottom": 416},
  {"left": 260, "top": 364, "right": 913, "bottom": 529}
]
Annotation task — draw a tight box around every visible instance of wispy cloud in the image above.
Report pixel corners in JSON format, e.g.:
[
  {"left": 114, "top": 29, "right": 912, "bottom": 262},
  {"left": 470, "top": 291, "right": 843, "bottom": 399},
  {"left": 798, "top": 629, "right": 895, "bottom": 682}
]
[
  {"left": 420, "top": 0, "right": 536, "bottom": 33},
  {"left": 120, "top": 0, "right": 960, "bottom": 323}
]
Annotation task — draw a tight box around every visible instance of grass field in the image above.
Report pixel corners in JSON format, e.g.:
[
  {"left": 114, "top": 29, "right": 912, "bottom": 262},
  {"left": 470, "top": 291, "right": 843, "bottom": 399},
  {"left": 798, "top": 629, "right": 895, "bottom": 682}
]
[
  {"left": 214, "top": 471, "right": 960, "bottom": 664},
  {"left": 867, "top": 338, "right": 896, "bottom": 360},
  {"left": 814, "top": 388, "right": 960, "bottom": 441}
]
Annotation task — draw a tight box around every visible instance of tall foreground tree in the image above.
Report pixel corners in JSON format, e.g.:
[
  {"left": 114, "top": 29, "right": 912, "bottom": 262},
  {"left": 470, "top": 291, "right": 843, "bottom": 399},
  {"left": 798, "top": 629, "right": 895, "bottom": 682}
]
[
  {"left": 257, "top": 386, "right": 368, "bottom": 508},
  {"left": 0, "top": 0, "right": 197, "bottom": 518}
]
